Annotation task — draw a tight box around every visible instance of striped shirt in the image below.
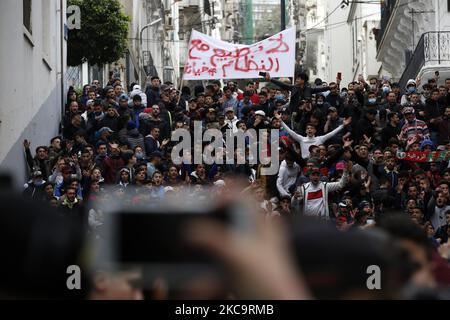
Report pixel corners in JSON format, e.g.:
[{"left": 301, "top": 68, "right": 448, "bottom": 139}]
[{"left": 400, "top": 118, "right": 430, "bottom": 141}]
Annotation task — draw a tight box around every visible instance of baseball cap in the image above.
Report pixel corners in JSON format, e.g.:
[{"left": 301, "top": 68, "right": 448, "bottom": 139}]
[
  {"left": 420, "top": 139, "right": 434, "bottom": 150},
  {"left": 214, "top": 180, "right": 226, "bottom": 187},
  {"left": 327, "top": 107, "right": 338, "bottom": 113},
  {"left": 160, "top": 84, "right": 170, "bottom": 91},
  {"left": 310, "top": 167, "right": 321, "bottom": 175},
  {"left": 98, "top": 127, "right": 114, "bottom": 134},
  {"left": 335, "top": 162, "right": 345, "bottom": 171},
  {"left": 358, "top": 201, "right": 370, "bottom": 211},
  {"left": 255, "top": 110, "right": 266, "bottom": 117},
  {"left": 338, "top": 202, "right": 348, "bottom": 208},
  {"left": 406, "top": 79, "right": 416, "bottom": 87},
  {"left": 164, "top": 186, "right": 175, "bottom": 193},
  {"left": 402, "top": 107, "right": 415, "bottom": 115},
  {"left": 208, "top": 108, "right": 216, "bottom": 113},
  {"left": 119, "top": 93, "right": 129, "bottom": 101},
  {"left": 32, "top": 170, "right": 43, "bottom": 178},
  {"left": 225, "top": 107, "right": 234, "bottom": 113}
]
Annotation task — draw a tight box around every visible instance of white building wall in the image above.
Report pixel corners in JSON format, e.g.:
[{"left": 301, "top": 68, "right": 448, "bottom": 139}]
[
  {"left": 376, "top": 0, "right": 450, "bottom": 83},
  {"left": 304, "top": 0, "right": 327, "bottom": 81},
  {"left": 323, "top": 1, "right": 352, "bottom": 85},
  {"left": 436, "top": 0, "right": 450, "bottom": 31},
  {"left": 0, "top": 0, "right": 66, "bottom": 188},
  {"left": 348, "top": 2, "right": 380, "bottom": 81}
]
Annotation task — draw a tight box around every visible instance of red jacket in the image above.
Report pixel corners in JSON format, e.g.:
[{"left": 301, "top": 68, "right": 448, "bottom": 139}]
[{"left": 237, "top": 92, "right": 260, "bottom": 104}]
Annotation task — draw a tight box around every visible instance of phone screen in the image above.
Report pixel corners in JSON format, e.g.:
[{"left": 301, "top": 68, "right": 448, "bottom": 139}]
[
  {"left": 116, "top": 209, "right": 230, "bottom": 264},
  {"left": 90, "top": 199, "right": 250, "bottom": 289},
  {"left": 104, "top": 205, "right": 234, "bottom": 265}
]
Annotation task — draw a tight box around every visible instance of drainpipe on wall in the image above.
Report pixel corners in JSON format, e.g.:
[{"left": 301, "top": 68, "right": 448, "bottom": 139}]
[{"left": 59, "top": 0, "right": 65, "bottom": 134}]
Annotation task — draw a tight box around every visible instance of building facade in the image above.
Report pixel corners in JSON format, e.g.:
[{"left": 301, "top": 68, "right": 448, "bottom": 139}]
[
  {"left": 323, "top": 0, "right": 352, "bottom": 84},
  {"left": 376, "top": 0, "right": 450, "bottom": 88},
  {"left": 303, "top": 0, "right": 327, "bottom": 81},
  {"left": 0, "top": 0, "right": 67, "bottom": 187},
  {"left": 347, "top": 0, "right": 381, "bottom": 82}
]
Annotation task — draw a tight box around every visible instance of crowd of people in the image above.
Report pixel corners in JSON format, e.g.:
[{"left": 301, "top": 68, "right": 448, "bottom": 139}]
[{"left": 20, "top": 70, "right": 450, "bottom": 297}]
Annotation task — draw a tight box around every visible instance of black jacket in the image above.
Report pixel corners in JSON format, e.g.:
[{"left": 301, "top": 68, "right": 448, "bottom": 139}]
[
  {"left": 353, "top": 115, "right": 376, "bottom": 144},
  {"left": 270, "top": 79, "right": 330, "bottom": 113},
  {"left": 380, "top": 123, "right": 401, "bottom": 148}
]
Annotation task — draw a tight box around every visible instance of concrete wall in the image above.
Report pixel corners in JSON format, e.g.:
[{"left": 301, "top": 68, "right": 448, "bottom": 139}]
[
  {"left": 324, "top": 0, "right": 352, "bottom": 85},
  {"left": 0, "top": 0, "right": 66, "bottom": 188},
  {"left": 348, "top": 2, "right": 380, "bottom": 81},
  {"left": 436, "top": 0, "right": 450, "bottom": 32}
]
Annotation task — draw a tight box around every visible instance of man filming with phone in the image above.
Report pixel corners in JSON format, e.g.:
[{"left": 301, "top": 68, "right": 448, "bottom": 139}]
[{"left": 263, "top": 72, "right": 341, "bottom": 113}]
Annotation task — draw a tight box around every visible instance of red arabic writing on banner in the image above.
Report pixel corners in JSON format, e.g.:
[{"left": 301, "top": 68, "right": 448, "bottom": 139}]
[{"left": 185, "top": 33, "right": 290, "bottom": 78}]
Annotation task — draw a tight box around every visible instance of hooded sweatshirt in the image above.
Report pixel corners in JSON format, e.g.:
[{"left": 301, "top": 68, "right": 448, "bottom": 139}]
[
  {"left": 126, "top": 128, "right": 145, "bottom": 150},
  {"left": 276, "top": 160, "right": 301, "bottom": 197},
  {"left": 129, "top": 85, "right": 148, "bottom": 106}
]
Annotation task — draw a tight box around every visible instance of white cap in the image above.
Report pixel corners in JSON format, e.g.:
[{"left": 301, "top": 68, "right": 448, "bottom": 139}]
[
  {"left": 164, "top": 186, "right": 174, "bottom": 193},
  {"left": 133, "top": 84, "right": 141, "bottom": 91},
  {"left": 406, "top": 79, "right": 416, "bottom": 87},
  {"left": 214, "top": 180, "right": 226, "bottom": 187},
  {"left": 255, "top": 110, "right": 266, "bottom": 117}
]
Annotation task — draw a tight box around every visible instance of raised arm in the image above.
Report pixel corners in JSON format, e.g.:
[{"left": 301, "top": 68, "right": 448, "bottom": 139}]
[
  {"left": 281, "top": 120, "right": 304, "bottom": 144},
  {"left": 264, "top": 73, "right": 294, "bottom": 91},
  {"left": 319, "top": 117, "right": 351, "bottom": 144},
  {"left": 326, "top": 162, "right": 351, "bottom": 193}
]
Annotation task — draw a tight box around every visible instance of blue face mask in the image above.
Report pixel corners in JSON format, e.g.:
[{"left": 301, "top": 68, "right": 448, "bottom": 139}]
[
  {"left": 382, "top": 87, "right": 391, "bottom": 93},
  {"left": 136, "top": 152, "right": 144, "bottom": 160},
  {"left": 368, "top": 98, "right": 377, "bottom": 104},
  {"left": 275, "top": 94, "right": 284, "bottom": 100},
  {"left": 408, "top": 86, "right": 416, "bottom": 94},
  {"left": 322, "top": 91, "right": 330, "bottom": 97}
]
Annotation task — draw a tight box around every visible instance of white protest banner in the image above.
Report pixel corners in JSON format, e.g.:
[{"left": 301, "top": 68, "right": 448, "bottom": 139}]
[{"left": 183, "top": 27, "right": 296, "bottom": 80}]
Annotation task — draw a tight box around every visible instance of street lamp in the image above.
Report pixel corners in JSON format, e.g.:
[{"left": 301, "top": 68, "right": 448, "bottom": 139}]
[
  {"left": 139, "top": 18, "right": 162, "bottom": 46},
  {"left": 138, "top": 18, "right": 162, "bottom": 85}
]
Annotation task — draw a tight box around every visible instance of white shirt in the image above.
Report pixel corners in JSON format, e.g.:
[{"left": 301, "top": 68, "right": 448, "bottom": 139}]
[
  {"left": 276, "top": 160, "right": 301, "bottom": 197},
  {"left": 281, "top": 121, "right": 344, "bottom": 158}
]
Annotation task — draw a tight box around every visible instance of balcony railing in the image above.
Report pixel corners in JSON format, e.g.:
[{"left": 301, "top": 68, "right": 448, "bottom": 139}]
[
  {"left": 376, "top": 0, "right": 398, "bottom": 49},
  {"left": 399, "top": 32, "right": 450, "bottom": 88}
]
